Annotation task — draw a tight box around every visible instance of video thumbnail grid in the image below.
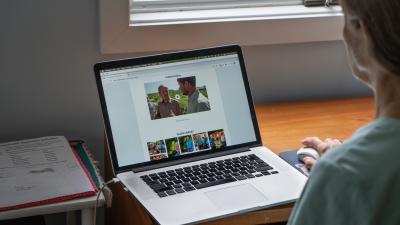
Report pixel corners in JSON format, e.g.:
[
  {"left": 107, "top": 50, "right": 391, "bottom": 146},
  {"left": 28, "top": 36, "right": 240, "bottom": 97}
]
[{"left": 147, "top": 129, "right": 227, "bottom": 161}]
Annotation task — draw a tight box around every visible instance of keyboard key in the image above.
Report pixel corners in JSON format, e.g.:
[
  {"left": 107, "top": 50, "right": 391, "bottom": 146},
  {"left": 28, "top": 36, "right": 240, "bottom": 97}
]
[
  {"left": 159, "top": 178, "right": 168, "bottom": 183},
  {"left": 261, "top": 171, "right": 271, "bottom": 175},
  {"left": 142, "top": 177, "right": 152, "bottom": 183},
  {"left": 153, "top": 186, "right": 172, "bottom": 193},
  {"left": 150, "top": 183, "right": 166, "bottom": 188},
  {"left": 190, "top": 180, "right": 200, "bottom": 185},
  {"left": 255, "top": 174, "right": 263, "bottom": 177},
  {"left": 256, "top": 166, "right": 273, "bottom": 171},
  {"left": 168, "top": 172, "right": 178, "bottom": 177},
  {"left": 140, "top": 175, "right": 150, "bottom": 179},
  {"left": 199, "top": 179, "right": 208, "bottom": 183},
  {"left": 182, "top": 178, "right": 191, "bottom": 182},
  {"left": 194, "top": 177, "right": 236, "bottom": 189},
  {"left": 248, "top": 154, "right": 258, "bottom": 159},
  {"left": 235, "top": 175, "right": 247, "bottom": 180},
  {"left": 184, "top": 186, "right": 196, "bottom": 192},
  {"left": 223, "top": 174, "right": 233, "bottom": 179},
  {"left": 206, "top": 173, "right": 215, "bottom": 178},
  {"left": 146, "top": 180, "right": 160, "bottom": 186},
  {"left": 182, "top": 182, "right": 192, "bottom": 187},
  {"left": 165, "top": 181, "right": 174, "bottom": 186},
  {"left": 245, "top": 174, "right": 255, "bottom": 179},
  {"left": 166, "top": 190, "right": 176, "bottom": 195},
  {"left": 207, "top": 177, "right": 216, "bottom": 182},
  {"left": 158, "top": 192, "right": 168, "bottom": 198},
  {"left": 175, "top": 188, "right": 185, "bottom": 193},
  {"left": 173, "top": 184, "right": 182, "bottom": 188},
  {"left": 271, "top": 171, "right": 279, "bottom": 174},
  {"left": 215, "top": 175, "right": 224, "bottom": 180},
  {"left": 199, "top": 175, "right": 207, "bottom": 179},
  {"left": 185, "top": 173, "right": 194, "bottom": 177},
  {"left": 173, "top": 180, "right": 183, "bottom": 184}
]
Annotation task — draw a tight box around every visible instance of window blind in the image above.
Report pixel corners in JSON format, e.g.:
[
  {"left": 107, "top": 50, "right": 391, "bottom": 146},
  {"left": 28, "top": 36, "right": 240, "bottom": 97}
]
[
  {"left": 131, "top": 0, "right": 302, "bottom": 13},
  {"left": 303, "top": 0, "right": 339, "bottom": 7}
]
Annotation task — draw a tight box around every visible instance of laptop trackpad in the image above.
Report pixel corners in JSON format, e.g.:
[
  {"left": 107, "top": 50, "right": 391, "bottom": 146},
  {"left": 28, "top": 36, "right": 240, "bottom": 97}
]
[{"left": 205, "top": 184, "right": 268, "bottom": 211}]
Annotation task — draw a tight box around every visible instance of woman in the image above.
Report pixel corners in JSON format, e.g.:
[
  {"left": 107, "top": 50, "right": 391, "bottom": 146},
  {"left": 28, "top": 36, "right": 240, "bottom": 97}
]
[{"left": 288, "top": 0, "right": 400, "bottom": 224}]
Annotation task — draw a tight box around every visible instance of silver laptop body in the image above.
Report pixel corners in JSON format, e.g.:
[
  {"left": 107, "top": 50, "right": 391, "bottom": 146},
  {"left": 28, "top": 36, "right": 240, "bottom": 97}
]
[{"left": 94, "top": 45, "right": 306, "bottom": 225}]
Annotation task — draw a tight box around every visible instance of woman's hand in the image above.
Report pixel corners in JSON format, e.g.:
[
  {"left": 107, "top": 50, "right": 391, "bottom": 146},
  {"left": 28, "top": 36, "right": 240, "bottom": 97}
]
[{"left": 301, "top": 137, "right": 342, "bottom": 170}]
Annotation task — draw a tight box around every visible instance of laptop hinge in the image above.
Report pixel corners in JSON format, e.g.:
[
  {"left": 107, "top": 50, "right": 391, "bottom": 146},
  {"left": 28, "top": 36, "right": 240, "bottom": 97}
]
[{"left": 131, "top": 146, "right": 255, "bottom": 173}]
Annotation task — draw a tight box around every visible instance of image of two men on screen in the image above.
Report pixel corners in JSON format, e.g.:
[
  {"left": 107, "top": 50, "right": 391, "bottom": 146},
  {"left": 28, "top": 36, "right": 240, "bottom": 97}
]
[{"left": 146, "top": 76, "right": 211, "bottom": 120}]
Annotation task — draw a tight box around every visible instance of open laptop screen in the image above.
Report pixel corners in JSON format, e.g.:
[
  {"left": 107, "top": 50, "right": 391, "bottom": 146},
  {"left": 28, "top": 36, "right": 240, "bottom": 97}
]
[{"left": 96, "top": 46, "right": 261, "bottom": 171}]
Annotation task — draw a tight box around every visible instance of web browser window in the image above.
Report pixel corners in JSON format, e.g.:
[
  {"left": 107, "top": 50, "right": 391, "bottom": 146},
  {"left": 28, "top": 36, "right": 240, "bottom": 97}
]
[{"left": 100, "top": 53, "right": 257, "bottom": 167}]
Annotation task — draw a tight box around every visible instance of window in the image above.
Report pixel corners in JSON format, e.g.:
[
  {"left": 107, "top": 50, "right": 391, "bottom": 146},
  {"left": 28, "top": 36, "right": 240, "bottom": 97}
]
[
  {"left": 100, "top": 0, "right": 343, "bottom": 53},
  {"left": 130, "top": 0, "right": 339, "bottom": 26}
]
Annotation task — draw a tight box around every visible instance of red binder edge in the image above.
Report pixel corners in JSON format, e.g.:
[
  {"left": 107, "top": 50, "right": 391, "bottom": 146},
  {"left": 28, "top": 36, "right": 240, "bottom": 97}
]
[{"left": 0, "top": 144, "right": 99, "bottom": 212}]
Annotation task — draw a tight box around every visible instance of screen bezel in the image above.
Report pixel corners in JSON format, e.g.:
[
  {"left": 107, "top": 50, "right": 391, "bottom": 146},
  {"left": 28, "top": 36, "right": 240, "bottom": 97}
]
[{"left": 94, "top": 45, "right": 262, "bottom": 173}]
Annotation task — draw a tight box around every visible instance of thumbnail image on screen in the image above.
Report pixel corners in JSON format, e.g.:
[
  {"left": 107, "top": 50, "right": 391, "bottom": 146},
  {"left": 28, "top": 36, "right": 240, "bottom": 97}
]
[
  {"left": 165, "top": 137, "right": 181, "bottom": 157},
  {"left": 147, "top": 140, "right": 168, "bottom": 160},
  {"left": 193, "top": 132, "right": 210, "bottom": 151},
  {"left": 145, "top": 76, "right": 211, "bottom": 120},
  {"left": 208, "top": 129, "right": 227, "bottom": 150}
]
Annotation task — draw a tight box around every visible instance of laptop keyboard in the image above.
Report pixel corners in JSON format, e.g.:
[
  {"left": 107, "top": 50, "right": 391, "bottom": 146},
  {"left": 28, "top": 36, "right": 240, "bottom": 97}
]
[{"left": 140, "top": 154, "right": 279, "bottom": 198}]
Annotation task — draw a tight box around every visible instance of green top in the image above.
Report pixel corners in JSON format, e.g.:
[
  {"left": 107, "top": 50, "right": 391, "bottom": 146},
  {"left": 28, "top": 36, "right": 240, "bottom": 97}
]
[{"left": 288, "top": 118, "right": 400, "bottom": 225}]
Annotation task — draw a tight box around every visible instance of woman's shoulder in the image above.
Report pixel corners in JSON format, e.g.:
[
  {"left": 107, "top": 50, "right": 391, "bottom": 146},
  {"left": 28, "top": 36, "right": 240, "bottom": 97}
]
[{"left": 320, "top": 118, "right": 400, "bottom": 177}]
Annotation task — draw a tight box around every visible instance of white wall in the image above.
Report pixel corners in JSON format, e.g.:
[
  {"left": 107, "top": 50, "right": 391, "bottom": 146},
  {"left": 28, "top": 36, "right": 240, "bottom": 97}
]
[{"left": 0, "top": 0, "right": 371, "bottom": 224}]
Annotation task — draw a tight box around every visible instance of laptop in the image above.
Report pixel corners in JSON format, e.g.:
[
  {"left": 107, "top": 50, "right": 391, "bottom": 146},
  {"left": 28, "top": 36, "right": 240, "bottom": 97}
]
[{"left": 94, "top": 45, "right": 306, "bottom": 225}]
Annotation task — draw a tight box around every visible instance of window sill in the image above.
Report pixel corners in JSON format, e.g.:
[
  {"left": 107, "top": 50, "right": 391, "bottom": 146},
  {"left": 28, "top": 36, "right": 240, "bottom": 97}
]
[
  {"left": 100, "top": 0, "right": 343, "bottom": 54},
  {"left": 131, "top": 5, "right": 342, "bottom": 26}
]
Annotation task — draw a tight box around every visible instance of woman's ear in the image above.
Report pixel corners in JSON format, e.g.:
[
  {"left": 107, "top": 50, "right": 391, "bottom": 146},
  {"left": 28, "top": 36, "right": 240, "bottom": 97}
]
[
  {"left": 358, "top": 20, "right": 372, "bottom": 44},
  {"left": 350, "top": 18, "right": 369, "bottom": 42},
  {"left": 350, "top": 18, "right": 361, "bottom": 29}
]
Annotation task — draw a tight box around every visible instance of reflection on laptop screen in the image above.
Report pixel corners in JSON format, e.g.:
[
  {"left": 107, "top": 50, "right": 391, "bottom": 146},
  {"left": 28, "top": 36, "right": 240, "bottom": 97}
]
[{"left": 100, "top": 52, "right": 257, "bottom": 167}]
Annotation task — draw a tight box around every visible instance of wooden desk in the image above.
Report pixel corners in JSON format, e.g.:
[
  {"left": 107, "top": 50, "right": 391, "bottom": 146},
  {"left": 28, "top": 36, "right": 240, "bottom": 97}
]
[{"left": 105, "top": 96, "right": 375, "bottom": 225}]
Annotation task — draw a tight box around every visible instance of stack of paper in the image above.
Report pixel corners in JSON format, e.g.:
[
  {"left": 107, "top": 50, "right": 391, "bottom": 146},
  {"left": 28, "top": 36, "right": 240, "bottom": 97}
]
[{"left": 0, "top": 136, "right": 97, "bottom": 211}]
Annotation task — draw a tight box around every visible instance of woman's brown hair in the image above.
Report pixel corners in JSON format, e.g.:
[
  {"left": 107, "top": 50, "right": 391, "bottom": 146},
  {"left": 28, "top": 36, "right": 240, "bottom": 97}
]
[{"left": 341, "top": 0, "right": 400, "bottom": 74}]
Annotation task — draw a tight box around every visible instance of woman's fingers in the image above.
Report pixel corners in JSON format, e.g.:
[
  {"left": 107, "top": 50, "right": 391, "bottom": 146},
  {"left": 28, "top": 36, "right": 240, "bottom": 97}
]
[
  {"left": 301, "top": 137, "right": 322, "bottom": 148},
  {"left": 324, "top": 138, "right": 342, "bottom": 150},
  {"left": 300, "top": 137, "right": 343, "bottom": 172},
  {"left": 303, "top": 156, "right": 316, "bottom": 171},
  {"left": 302, "top": 137, "right": 329, "bottom": 155}
]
